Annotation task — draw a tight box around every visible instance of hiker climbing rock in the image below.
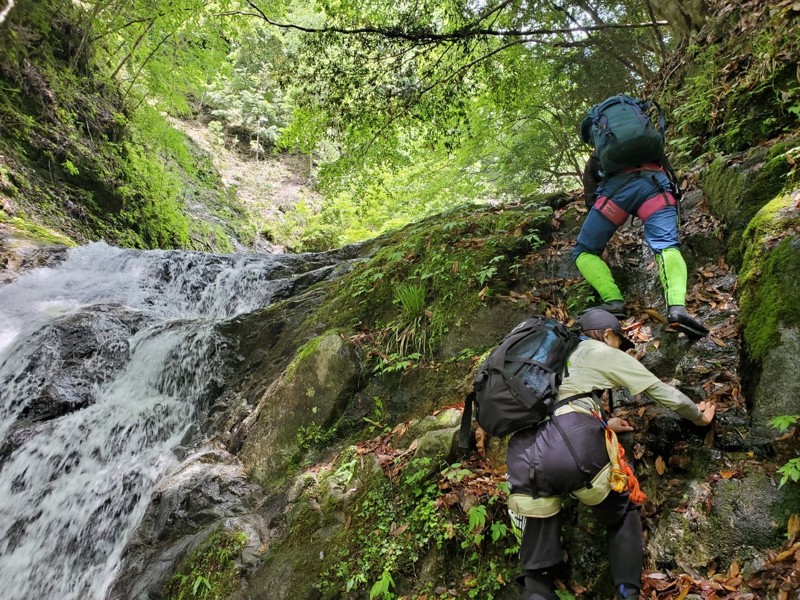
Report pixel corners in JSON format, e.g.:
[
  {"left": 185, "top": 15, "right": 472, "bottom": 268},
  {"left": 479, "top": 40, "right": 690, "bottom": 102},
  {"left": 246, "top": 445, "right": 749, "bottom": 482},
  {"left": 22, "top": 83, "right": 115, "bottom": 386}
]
[
  {"left": 506, "top": 309, "right": 715, "bottom": 600},
  {"left": 574, "top": 94, "right": 709, "bottom": 338}
]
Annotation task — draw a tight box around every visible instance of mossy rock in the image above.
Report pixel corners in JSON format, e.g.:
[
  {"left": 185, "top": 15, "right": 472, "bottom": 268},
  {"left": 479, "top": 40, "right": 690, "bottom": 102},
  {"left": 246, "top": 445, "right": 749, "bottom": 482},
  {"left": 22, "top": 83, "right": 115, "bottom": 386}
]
[
  {"left": 239, "top": 331, "right": 362, "bottom": 489},
  {"left": 737, "top": 188, "right": 800, "bottom": 364},
  {"left": 647, "top": 464, "right": 787, "bottom": 570},
  {"left": 699, "top": 139, "right": 797, "bottom": 267}
]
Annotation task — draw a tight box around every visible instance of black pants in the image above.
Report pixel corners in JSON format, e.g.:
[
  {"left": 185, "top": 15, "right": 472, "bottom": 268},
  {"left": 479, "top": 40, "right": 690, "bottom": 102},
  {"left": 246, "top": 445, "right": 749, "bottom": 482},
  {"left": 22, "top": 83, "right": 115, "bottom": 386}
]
[{"left": 507, "top": 415, "right": 643, "bottom": 599}]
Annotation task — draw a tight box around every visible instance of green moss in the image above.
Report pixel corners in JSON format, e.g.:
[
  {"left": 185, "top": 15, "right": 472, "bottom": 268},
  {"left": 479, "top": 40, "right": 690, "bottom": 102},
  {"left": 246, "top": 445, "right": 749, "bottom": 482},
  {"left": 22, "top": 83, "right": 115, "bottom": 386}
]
[
  {"left": 701, "top": 144, "right": 796, "bottom": 267},
  {"left": 0, "top": 212, "right": 76, "bottom": 245},
  {"left": 163, "top": 530, "right": 248, "bottom": 600},
  {"left": 738, "top": 190, "right": 800, "bottom": 361},
  {"left": 284, "top": 333, "right": 331, "bottom": 383}
]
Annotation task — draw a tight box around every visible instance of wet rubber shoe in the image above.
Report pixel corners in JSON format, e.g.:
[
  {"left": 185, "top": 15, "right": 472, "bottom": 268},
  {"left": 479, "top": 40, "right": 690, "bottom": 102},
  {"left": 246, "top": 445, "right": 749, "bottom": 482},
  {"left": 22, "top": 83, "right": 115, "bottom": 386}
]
[
  {"left": 667, "top": 305, "right": 709, "bottom": 338},
  {"left": 589, "top": 299, "right": 627, "bottom": 319}
]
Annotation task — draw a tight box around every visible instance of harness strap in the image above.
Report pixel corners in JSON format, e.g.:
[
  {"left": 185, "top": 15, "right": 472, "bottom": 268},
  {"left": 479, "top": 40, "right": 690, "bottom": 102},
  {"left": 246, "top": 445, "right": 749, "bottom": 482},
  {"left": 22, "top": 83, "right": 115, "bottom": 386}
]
[
  {"left": 594, "top": 196, "right": 629, "bottom": 226},
  {"left": 636, "top": 191, "right": 676, "bottom": 222},
  {"left": 551, "top": 416, "right": 595, "bottom": 485}
]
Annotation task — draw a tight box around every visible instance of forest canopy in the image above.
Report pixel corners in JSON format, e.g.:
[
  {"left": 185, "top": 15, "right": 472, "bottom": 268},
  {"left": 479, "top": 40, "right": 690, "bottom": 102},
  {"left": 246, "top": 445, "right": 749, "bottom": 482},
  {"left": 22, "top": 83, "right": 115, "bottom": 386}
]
[{"left": 2, "top": 0, "right": 705, "bottom": 249}]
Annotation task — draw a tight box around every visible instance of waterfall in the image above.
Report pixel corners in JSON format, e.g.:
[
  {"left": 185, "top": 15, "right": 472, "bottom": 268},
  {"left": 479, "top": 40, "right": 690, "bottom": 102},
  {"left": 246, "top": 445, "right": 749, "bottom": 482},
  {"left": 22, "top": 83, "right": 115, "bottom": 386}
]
[{"left": 0, "top": 242, "right": 337, "bottom": 599}]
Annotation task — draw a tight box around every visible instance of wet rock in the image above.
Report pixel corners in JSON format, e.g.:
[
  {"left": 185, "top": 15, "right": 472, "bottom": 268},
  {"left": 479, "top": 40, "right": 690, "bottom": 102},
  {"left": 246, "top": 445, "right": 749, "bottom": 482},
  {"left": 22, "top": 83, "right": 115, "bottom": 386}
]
[
  {"left": 647, "top": 465, "right": 787, "bottom": 570},
  {"left": 0, "top": 305, "right": 151, "bottom": 433},
  {"left": 750, "top": 326, "right": 800, "bottom": 428},
  {"left": 109, "top": 448, "right": 267, "bottom": 600}
]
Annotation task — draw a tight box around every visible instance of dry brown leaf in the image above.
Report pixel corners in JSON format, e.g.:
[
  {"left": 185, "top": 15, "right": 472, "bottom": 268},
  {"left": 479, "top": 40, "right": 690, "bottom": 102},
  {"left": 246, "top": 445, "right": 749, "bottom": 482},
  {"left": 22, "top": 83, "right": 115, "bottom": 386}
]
[
  {"left": 644, "top": 308, "right": 668, "bottom": 324},
  {"left": 655, "top": 456, "right": 666, "bottom": 475},
  {"left": 653, "top": 339, "right": 660, "bottom": 349},
  {"left": 772, "top": 541, "right": 800, "bottom": 562},
  {"left": 788, "top": 514, "right": 800, "bottom": 537},
  {"left": 709, "top": 335, "right": 727, "bottom": 348},
  {"left": 345, "top": 515, "right": 352, "bottom": 530},
  {"left": 704, "top": 428, "right": 715, "bottom": 448}
]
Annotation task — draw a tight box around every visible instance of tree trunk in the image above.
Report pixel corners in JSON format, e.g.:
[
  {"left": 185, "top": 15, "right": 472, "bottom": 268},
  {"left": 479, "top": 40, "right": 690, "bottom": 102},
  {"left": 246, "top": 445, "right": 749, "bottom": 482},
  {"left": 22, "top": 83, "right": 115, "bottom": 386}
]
[{"left": 649, "top": 0, "right": 708, "bottom": 43}]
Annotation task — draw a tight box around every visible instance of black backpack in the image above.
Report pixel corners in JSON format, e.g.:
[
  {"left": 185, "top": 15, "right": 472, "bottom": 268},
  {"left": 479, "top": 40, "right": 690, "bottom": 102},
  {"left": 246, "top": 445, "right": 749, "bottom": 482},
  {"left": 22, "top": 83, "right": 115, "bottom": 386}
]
[
  {"left": 580, "top": 94, "right": 666, "bottom": 175},
  {"left": 458, "top": 316, "right": 582, "bottom": 450}
]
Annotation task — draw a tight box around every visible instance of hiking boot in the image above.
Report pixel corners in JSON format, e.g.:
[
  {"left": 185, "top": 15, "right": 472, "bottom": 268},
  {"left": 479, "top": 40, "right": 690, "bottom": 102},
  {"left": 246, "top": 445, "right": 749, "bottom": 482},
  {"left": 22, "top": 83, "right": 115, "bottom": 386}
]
[
  {"left": 617, "top": 584, "right": 640, "bottom": 599},
  {"left": 667, "top": 305, "right": 709, "bottom": 338},
  {"left": 588, "top": 299, "right": 627, "bottom": 319}
]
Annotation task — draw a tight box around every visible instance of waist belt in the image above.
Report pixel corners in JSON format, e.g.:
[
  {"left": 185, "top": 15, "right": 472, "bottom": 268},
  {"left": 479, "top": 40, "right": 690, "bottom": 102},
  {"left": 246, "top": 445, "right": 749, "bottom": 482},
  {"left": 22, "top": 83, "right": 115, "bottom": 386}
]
[{"left": 506, "top": 462, "right": 613, "bottom": 519}]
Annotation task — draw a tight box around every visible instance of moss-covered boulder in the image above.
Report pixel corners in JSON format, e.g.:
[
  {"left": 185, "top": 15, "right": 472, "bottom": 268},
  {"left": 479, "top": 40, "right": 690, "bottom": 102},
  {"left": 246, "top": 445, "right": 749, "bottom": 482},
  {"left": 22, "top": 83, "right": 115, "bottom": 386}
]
[
  {"left": 699, "top": 139, "right": 798, "bottom": 268},
  {"left": 239, "top": 331, "right": 362, "bottom": 488}
]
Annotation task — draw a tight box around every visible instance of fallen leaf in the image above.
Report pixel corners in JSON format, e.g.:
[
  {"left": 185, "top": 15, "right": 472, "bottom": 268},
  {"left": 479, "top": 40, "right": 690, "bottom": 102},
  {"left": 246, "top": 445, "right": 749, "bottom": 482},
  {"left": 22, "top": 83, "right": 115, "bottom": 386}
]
[
  {"left": 709, "top": 335, "right": 727, "bottom": 348},
  {"left": 676, "top": 583, "right": 691, "bottom": 600},
  {"left": 772, "top": 542, "right": 800, "bottom": 562},
  {"left": 704, "top": 428, "right": 715, "bottom": 448},
  {"left": 788, "top": 514, "right": 800, "bottom": 537},
  {"left": 644, "top": 308, "right": 668, "bottom": 324},
  {"left": 656, "top": 456, "right": 666, "bottom": 475}
]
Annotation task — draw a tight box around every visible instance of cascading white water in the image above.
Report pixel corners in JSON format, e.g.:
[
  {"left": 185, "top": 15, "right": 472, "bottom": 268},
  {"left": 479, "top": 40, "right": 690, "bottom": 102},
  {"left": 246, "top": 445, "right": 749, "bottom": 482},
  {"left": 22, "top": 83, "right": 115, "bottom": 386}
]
[{"left": 0, "top": 242, "right": 334, "bottom": 599}]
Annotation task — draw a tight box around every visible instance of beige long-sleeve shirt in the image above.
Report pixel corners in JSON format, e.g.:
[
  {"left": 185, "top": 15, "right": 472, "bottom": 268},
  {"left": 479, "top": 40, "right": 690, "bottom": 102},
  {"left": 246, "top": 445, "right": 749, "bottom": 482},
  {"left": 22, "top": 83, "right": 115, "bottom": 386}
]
[{"left": 558, "top": 339, "right": 703, "bottom": 423}]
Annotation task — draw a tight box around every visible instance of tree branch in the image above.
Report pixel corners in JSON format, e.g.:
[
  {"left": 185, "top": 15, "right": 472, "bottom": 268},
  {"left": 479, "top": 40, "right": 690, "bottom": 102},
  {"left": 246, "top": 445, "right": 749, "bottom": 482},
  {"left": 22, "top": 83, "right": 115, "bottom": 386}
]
[{"left": 242, "top": 1, "right": 667, "bottom": 42}]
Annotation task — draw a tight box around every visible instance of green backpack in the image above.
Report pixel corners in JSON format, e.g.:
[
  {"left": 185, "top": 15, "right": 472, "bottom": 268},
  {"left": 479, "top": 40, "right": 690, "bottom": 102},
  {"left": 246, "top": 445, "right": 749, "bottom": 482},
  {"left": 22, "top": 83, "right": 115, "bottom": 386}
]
[{"left": 580, "top": 94, "right": 666, "bottom": 175}]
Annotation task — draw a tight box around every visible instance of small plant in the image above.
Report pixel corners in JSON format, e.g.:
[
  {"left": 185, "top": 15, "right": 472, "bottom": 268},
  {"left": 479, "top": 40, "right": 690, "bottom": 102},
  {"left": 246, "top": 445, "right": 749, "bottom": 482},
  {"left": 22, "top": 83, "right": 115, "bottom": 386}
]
[
  {"left": 387, "top": 282, "right": 431, "bottom": 356},
  {"left": 770, "top": 415, "right": 799, "bottom": 486},
  {"left": 476, "top": 255, "right": 505, "bottom": 287},
  {"left": 373, "top": 352, "right": 422, "bottom": 375},
  {"left": 363, "top": 396, "right": 389, "bottom": 433},
  {"left": 61, "top": 159, "right": 80, "bottom": 176},
  {"left": 369, "top": 569, "right": 396, "bottom": 599},
  {"left": 163, "top": 530, "right": 247, "bottom": 600},
  {"left": 295, "top": 422, "right": 334, "bottom": 450}
]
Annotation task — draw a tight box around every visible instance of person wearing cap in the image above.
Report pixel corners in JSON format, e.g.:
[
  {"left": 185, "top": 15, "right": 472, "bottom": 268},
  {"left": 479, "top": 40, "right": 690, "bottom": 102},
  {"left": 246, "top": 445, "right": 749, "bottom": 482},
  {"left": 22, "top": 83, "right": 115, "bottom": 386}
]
[
  {"left": 575, "top": 123, "right": 708, "bottom": 338},
  {"left": 506, "top": 309, "right": 715, "bottom": 600}
]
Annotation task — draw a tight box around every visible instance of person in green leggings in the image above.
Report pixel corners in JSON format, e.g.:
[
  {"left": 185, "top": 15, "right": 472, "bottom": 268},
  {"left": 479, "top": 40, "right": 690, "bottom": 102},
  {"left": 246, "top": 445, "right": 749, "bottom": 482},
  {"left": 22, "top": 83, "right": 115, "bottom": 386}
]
[{"left": 575, "top": 153, "right": 708, "bottom": 337}]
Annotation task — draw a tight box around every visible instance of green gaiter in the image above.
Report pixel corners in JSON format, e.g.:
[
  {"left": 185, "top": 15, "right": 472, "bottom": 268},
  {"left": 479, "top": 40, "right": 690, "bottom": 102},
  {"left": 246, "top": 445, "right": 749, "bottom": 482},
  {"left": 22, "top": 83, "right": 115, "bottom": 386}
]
[
  {"left": 575, "top": 252, "right": 623, "bottom": 302},
  {"left": 655, "top": 247, "right": 687, "bottom": 307}
]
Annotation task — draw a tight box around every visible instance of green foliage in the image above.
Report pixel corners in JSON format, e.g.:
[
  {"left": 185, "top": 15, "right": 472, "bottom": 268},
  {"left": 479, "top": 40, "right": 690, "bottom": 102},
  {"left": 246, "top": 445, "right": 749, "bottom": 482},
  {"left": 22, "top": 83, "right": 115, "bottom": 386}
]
[
  {"left": 777, "top": 458, "right": 800, "bottom": 488},
  {"left": 319, "top": 457, "right": 516, "bottom": 599},
  {"left": 323, "top": 202, "right": 551, "bottom": 357},
  {"left": 372, "top": 352, "right": 423, "bottom": 375},
  {"left": 295, "top": 422, "right": 335, "bottom": 451},
  {"left": 387, "top": 282, "right": 431, "bottom": 357},
  {"left": 770, "top": 416, "right": 800, "bottom": 487},
  {"left": 164, "top": 530, "right": 248, "bottom": 600}
]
